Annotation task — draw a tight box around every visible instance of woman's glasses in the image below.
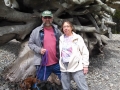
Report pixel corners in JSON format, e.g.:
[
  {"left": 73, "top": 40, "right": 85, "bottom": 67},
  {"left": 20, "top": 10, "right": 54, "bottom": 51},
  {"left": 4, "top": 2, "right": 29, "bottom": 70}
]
[{"left": 43, "top": 16, "right": 52, "bottom": 19}]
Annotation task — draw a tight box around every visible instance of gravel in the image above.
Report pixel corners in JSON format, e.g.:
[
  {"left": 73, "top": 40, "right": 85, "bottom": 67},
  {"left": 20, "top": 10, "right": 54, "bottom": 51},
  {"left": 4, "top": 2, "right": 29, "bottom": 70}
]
[
  {"left": 87, "top": 34, "right": 120, "bottom": 90},
  {"left": 0, "top": 34, "right": 120, "bottom": 90}
]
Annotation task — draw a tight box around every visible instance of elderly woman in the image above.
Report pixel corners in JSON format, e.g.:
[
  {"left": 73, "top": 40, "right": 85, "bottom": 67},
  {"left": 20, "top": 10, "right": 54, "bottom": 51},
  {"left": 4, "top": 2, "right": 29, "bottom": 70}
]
[{"left": 59, "top": 20, "right": 89, "bottom": 90}]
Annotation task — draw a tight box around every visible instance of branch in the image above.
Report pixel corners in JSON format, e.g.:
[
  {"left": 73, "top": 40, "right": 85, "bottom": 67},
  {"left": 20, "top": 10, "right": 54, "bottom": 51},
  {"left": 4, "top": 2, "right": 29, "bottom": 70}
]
[
  {"left": 95, "top": 0, "right": 116, "bottom": 15},
  {"left": 74, "top": 25, "right": 100, "bottom": 33},
  {"left": 70, "top": 0, "right": 94, "bottom": 5},
  {"left": 68, "top": 9, "right": 90, "bottom": 15}
]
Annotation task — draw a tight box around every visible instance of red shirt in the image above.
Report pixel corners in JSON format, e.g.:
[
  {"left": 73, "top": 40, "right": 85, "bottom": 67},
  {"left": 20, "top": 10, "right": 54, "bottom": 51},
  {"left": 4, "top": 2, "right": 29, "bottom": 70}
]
[{"left": 43, "top": 27, "right": 58, "bottom": 66}]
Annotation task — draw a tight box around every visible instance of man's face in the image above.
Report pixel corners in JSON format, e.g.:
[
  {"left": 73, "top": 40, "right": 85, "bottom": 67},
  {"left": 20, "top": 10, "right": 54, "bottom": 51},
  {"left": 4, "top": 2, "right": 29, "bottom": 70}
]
[{"left": 42, "top": 16, "right": 53, "bottom": 27}]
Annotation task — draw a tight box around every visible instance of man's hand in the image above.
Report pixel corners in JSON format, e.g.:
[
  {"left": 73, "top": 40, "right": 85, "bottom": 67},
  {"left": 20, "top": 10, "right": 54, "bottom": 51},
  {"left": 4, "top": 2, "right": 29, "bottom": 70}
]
[
  {"left": 40, "top": 48, "right": 46, "bottom": 55},
  {"left": 83, "top": 67, "right": 88, "bottom": 75}
]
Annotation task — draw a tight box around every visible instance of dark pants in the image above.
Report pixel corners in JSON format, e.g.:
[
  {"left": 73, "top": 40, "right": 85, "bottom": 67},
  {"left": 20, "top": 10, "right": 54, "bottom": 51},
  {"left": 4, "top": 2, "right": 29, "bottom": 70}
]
[{"left": 36, "top": 63, "right": 61, "bottom": 81}]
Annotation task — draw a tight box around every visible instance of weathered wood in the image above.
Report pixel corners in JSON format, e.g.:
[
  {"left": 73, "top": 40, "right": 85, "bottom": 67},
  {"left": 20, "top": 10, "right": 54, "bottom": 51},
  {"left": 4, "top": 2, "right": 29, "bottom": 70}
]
[{"left": 0, "top": 0, "right": 117, "bottom": 55}]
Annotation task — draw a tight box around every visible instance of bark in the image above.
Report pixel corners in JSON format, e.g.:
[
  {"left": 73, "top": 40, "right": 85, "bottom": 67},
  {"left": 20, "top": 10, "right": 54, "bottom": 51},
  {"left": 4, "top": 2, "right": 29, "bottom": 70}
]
[{"left": 0, "top": 0, "right": 117, "bottom": 55}]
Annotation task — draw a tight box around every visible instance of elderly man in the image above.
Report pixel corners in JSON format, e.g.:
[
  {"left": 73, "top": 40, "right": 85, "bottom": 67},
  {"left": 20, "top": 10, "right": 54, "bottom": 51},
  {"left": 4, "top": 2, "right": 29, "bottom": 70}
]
[{"left": 28, "top": 10, "right": 61, "bottom": 81}]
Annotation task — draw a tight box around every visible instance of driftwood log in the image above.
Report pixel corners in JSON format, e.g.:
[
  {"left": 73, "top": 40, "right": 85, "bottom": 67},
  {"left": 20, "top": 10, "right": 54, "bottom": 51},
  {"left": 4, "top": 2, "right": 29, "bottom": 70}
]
[
  {"left": 0, "top": 0, "right": 119, "bottom": 82},
  {"left": 0, "top": 0, "right": 119, "bottom": 55}
]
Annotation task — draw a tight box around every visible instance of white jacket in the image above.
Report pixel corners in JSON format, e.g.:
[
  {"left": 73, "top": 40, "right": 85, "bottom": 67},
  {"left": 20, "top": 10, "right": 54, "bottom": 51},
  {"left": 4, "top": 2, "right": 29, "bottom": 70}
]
[{"left": 59, "top": 32, "right": 89, "bottom": 72}]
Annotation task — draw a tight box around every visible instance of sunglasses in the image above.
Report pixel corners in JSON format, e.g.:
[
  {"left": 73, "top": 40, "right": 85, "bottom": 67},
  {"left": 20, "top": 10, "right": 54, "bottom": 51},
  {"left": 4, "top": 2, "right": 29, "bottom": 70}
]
[{"left": 43, "top": 16, "right": 52, "bottom": 19}]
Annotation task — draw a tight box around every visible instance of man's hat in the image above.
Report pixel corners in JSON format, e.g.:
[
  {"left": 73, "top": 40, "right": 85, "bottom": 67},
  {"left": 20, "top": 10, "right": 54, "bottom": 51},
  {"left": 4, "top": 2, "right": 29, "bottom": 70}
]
[{"left": 41, "top": 10, "right": 53, "bottom": 17}]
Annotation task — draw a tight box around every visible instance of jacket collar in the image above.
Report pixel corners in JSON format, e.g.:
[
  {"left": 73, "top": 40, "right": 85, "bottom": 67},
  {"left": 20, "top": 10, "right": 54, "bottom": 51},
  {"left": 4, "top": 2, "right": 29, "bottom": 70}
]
[{"left": 60, "top": 32, "right": 79, "bottom": 41}]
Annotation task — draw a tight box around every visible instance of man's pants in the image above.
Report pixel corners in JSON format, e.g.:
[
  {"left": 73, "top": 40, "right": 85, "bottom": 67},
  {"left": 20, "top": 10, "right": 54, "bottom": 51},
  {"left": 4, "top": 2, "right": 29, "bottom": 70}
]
[{"left": 36, "top": 63, "right": 61, "bottom": 81}]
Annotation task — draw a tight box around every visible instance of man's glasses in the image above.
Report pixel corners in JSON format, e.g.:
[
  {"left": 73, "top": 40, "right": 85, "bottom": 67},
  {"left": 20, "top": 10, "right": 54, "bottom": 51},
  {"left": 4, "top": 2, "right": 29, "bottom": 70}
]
[{"left": 43, "top": 16, "right": 52, "bottom": 19}]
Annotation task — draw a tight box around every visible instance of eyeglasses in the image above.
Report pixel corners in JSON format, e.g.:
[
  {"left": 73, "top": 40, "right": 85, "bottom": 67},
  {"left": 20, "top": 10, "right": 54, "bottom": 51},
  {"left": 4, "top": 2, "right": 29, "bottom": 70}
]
[
  {"left": 63, "top": 25, "right": 71, "bottom": 28},
  {"left": 43, "top": 16, "right": 52, "bottom": 19}
]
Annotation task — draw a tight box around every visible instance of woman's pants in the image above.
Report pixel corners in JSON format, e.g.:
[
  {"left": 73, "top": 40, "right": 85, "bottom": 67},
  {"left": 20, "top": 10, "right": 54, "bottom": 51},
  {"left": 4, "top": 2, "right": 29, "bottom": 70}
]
[{"left": 61, "top": 63, "right": 88, "bottom": 90}]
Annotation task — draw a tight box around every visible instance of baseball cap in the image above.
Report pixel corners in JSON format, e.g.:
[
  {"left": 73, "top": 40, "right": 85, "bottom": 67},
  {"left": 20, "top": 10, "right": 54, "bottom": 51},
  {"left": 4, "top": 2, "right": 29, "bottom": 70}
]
[{"left": 41, "top": 10, "right": 53, "bottom": 17}]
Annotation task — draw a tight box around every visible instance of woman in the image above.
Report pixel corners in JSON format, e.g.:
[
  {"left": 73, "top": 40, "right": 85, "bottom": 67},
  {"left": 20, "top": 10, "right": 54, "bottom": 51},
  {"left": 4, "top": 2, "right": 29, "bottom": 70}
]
[{"left": 59, "top": 20, "right": 89, "bottom": 90}]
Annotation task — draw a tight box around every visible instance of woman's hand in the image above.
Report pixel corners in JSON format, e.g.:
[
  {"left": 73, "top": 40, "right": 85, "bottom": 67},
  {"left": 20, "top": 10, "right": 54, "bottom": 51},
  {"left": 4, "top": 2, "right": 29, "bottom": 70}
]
[{"left": 83, "top": 67, "right": 88, "bottom": 75}]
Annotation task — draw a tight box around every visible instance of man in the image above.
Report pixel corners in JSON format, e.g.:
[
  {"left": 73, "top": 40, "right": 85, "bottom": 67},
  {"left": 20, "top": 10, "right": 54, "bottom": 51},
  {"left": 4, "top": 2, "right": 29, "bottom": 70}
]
[{"left": 28, "top": 10, "right": 61, "bottom": 81}]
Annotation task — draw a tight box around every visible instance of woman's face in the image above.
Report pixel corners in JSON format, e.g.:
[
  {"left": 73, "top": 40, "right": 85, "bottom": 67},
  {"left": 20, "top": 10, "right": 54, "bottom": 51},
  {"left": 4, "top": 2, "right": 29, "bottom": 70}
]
[{"left": 62, "top": 22, "right": 72, "bottom": 36}]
